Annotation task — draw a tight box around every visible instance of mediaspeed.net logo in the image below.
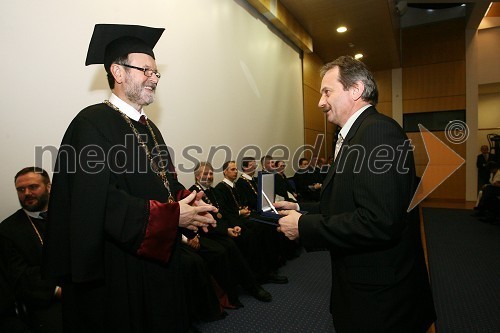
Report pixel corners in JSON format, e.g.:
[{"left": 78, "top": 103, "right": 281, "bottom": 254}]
[
  {"left": 407, "top": 121, "right": 467, "bottom": 211},
  {"left": 31, "top": 121, "right": 467, "bottom": 211}
]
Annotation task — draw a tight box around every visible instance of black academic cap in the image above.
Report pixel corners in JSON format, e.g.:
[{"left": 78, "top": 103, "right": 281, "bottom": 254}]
[{"left": 85, "top": 24, "right": 165, "bottom": 72}]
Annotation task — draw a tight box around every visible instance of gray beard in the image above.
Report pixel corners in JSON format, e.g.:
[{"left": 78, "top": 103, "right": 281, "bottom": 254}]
[{"left": 124, "top": 75, "right": 155, "bottom": 106}]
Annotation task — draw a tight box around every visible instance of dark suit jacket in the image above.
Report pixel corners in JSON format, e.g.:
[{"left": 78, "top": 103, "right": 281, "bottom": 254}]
[
  {"left": 299, "top": 107, "right": 435, "bottom": 333},
  {"left": 0, "top": 209, "right": 62, "bottom": 332},
  {"left": 476, "top": 153, "right": 493, "bottom": 186}
]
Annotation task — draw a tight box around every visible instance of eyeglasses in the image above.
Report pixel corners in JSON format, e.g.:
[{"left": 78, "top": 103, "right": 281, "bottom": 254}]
[{"left": 120, "top": 64, "right": 161, "bottom": 79}]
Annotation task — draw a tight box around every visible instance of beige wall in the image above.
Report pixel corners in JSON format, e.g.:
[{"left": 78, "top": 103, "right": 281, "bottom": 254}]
[
  {"left": 479, "top": 91, "right": 500, "bottom": 129},
  {"left": 0, "top": 0, "right": 305, "bottom": 220},
  {"left": 477, "top": 27, "right": 500, "bottom": 85},
  {"left": 478, "top": 87, "right": 500, "bottom": 153},
  {"left": 477, "top": 27, "right": 500, "bottom": 158}
]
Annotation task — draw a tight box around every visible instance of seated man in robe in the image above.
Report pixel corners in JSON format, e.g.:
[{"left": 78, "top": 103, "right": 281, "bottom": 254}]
[
  {"left": 189, "top": 162, "right": 272, "bottom": 304},
  {"left": 215, "top": 161, "right": 288, "bottom": 285},
  {"left": 0, "top": 167, "right": 62, "bottom": 333},
  {"left": 293, "top": 157, "right": 321, "bottom": 202}
]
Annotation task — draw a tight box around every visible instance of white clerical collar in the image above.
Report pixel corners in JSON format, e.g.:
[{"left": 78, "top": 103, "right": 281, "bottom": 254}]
[
  {"left": 339, "top": 104, "right": 371, "bottom": 140},
  {"left": 241, "top": 173, "right": 253, "bottom": 181},
  {"left": 196, "top": 182, "right": 208, "bottom": 191},
  {"left": 109, "top": 93, "right": 147, "bottom": 122},
  {"left": 24, "top": 209, "right": 46, "bottom": 219},
  {"left": 223, "top": 178, "right": 235, "bottom": 188}
]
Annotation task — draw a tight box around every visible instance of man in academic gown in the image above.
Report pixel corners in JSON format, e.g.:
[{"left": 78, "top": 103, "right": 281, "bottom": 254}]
[
  {"left": 293, "top": 158, "right": 321, "bottom": 202},
  {"left": 235, "top": 157, "right": 259, "bottom": 210},
  {"left": 277, "top": 56, "right": 436, "bottom": 333},
  {"left": 189, "top": 161, "right": 272, "bottom": 304},
  {"left": 215, "top": 161, "right": 288, "bottom": 284},
  {"left": 43, "top": 24, "right": 217, "bottom": 333},
  {"left": 0, "top": 167, "right": 62, "bottom": 333},
  {"left": 273, "top": 159, "right": 298, "bottom": 202}
]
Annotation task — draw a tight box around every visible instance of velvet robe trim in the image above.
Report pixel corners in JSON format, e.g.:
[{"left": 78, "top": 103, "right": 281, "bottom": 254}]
[{"left": 137, "top": 201, "right": 179, "bottom": 263}]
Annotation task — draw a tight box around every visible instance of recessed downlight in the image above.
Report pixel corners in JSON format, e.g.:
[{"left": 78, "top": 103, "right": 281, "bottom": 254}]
[
  {"left": 337, "top": 26, "right": 347, "bottom": 33},
  {"left": 354, "top": 53, "right": 363, "bottom": 60}
]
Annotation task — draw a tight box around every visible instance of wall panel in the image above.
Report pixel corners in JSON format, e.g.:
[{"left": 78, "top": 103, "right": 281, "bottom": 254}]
[{"left": 402, "top": 19, "right": 467, "bottom": 200}]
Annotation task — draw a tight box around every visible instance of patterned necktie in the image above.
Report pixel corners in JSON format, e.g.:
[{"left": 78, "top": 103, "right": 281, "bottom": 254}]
[
  {"left": 139, "top": 115, "right": 147, "bottom": 125},
  {"left": 334, "top": 134, "right": 344, "bottom": 161}
]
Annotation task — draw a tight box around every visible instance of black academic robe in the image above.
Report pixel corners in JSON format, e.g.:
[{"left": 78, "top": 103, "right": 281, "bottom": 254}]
[
  {"left": 275, "top": 173, "right": 297, "bottom": 202},
  {"left": 476, "top": 153, "right": 493, "bottom": 188},
  {"left": 188, "top": 185, "right": 261, "bottom": 296},
  {"left": 0, "top": 209, "right": 62, "bottom": 333},
  {"left": 235, "top": 176, "right": 258, "bottom": 210},
  {"left": 299, "top": 107, "right": 436, "bottom": 333},
  {"left": 214, "top": 182, "right": 282, "bottom": 280},
  {"left": 179, "top": 245, "right": 224, "bottom": 323},
  {"left": 188, "top": 184, "right": 230, "bottom": 236},
  {"left": 44, "top": 103, "right": 190, "bottom": 332},
  {"left": 293, "top": 167, "right": 321, "bottom": 202},
  {"left": 0, "top": 227, "right": 32, "bottom": 333}
]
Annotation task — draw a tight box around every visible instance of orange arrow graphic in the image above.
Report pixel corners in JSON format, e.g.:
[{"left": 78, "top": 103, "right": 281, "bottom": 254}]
[{"left": 408, "top": 124, "right": 465, "bottom": 212}]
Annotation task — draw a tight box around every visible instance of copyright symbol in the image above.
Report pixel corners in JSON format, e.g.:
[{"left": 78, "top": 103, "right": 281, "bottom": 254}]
[{"left": 445, "top": 120, "right": 469, "bottom": 144}]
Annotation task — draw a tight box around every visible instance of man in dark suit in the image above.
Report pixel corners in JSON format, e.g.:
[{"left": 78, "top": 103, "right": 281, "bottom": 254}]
[
  {"left": 476, "top": 145, "right": 494, "bottom": 190},
  {"left": 0, "top": 167, "right": 62, "bottom": 333},
  {"left": 276, "top": 56, "right": 436, "bottom": 333}
]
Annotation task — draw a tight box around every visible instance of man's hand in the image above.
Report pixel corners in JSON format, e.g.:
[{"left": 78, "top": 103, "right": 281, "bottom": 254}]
[
  {"left": 277, "top": 209, "right": 302, "bottom": 240},
  {"left": 308, "top": 183, "right": 322, "bottom": 191},
  {"left": 227, "top": 226, "right": 242, "bottom": 238},
  {"left": 274, "top": 201, "right": 300, "bottom": 211},
  {"left": 187, "top": 235, "right": 201, "bottom": 250},
  {"left": 179, "top": 191, "right": 217, "bottom": 233},
  {"left": 239, "top": 206, "right": 250, "bottom": 217}
]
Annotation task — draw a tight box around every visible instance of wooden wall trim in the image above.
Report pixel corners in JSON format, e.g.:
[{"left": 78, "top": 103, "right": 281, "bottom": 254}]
[{"left": 246, "top": 0, "right": 313, "bottom": 53}]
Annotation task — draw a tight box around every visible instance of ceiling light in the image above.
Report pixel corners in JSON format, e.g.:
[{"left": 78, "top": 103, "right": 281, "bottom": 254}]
[
  {"left": 337, "top": 26, "right": 347, "bottom": 33},
  {"left": 354, "top": 53, "right": 363, "bottom": 60}
]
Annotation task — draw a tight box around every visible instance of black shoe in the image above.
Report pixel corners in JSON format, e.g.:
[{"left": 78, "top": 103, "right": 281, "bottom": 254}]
[
  {"left": 249, "top": 285, "right": 272, "bottom": 302},
  {"left": 266, "top": 272, "right": 289, "bottom": 284}
]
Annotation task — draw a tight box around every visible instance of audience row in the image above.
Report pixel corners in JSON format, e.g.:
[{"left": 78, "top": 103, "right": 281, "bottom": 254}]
[{"left": 0, "top": 155, "right": 330, "bottom": 331}]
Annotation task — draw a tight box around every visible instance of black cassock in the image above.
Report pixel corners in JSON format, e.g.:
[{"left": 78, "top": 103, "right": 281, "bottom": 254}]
[
  {"left": 0, "top": 209, "right": 61, "bottom": 332},
  {"left": 44, "top": 103, "right": 191, "bottom": 332}
]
